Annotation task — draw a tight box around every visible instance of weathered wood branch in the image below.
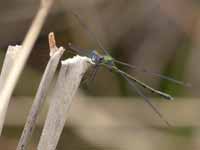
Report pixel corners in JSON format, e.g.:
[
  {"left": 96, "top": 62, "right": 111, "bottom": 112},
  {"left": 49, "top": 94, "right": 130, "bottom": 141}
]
[
  {"left": 0, "top": 45, "right": 21, "bottom": 134},
  {"left": 0, "top": 45, "right": 21, "bottom": 90},
  {"left": 37, "top": 55, "right": 92, "bottom": 150}
]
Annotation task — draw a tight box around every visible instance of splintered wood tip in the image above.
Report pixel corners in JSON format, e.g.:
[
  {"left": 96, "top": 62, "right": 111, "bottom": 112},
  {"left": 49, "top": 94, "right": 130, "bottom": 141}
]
[
  {"left": 48, "top": 32, "right": 56, "bottom": 49},
  {"left": 48, "top": 32, "right": 58, "bottom": 57}
]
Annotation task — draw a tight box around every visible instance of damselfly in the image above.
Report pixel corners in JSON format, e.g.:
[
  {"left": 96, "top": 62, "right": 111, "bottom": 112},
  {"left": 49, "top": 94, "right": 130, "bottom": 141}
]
[{"left": 67, "top": 11, "right": 190, "bottom": 126}]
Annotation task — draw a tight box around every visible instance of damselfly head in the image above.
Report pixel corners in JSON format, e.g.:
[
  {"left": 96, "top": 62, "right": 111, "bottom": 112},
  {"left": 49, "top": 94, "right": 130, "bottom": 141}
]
[{"left": 89, "top": 50, "right": 104, "bottom": 64}]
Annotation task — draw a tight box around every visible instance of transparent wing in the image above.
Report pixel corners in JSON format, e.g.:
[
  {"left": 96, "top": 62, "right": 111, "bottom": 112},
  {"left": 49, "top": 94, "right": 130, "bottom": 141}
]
[
  {"left": 119, "top": 72, "right": 171, "bottom": 127},
  {"left": 69, "top": 10, "right": 110, "bottom": 55},
  {"left": 108, "top": 65, "right": 173, "bottom": 100},
  {"left": 68, "top": 42, "right": 89, "bottom": 56},
  {"left": 114, "top": 59, "right": 191, "bottom": 87}
]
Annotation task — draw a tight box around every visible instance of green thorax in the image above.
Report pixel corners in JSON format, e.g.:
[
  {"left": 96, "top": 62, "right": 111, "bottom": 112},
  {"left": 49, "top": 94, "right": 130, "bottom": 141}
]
[{"left": 102, "top": 55, "right": 114, "bottom": 65}]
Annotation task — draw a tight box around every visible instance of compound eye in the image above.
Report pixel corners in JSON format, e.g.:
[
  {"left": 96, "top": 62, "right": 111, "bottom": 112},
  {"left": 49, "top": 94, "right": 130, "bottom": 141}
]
[
  {"left": 99, "top": 57, "right": 103, "bottom": 61},
  {"left": 91, "top": 55, "right": 96, "bottom": 62}
]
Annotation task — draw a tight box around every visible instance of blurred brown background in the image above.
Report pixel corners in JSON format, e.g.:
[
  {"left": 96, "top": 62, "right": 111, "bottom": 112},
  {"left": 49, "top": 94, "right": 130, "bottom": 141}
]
[{"left": 0, "top": 0, "right": 199, "bottom": 149}]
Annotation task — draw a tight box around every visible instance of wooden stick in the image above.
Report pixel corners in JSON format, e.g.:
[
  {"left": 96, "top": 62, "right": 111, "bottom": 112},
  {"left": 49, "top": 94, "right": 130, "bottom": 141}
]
[
  {"left": 16, "top": 33, "right": 64, "bottom": 150},
  {"left": 0, "top": 45, "right": 21, "bottom": 90},
  {"left": 37, "top": 55, "right": 92, "bottom": 150},
  {"left": 0, "top": 0, "right": 54, "bottom": 135}
]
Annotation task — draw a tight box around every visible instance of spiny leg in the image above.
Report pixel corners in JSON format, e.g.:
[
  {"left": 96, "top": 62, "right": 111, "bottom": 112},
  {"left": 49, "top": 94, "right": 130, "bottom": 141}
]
[
  {"left": 90, "top": 65, "right": 99, "bottom": 82},
  {"left": 82, "top": 65, "right": 99, "bottom": 85},
  {"left": 120, "top": 72, "right": 171, "bottom": 127}
]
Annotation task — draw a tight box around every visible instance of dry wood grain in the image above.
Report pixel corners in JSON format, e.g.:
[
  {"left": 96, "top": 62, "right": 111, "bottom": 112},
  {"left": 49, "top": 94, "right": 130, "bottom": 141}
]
[
  {"left": 16, "top": 33, "right": 65, "bottom": 150},
  {"left": 0, "top": 0, "right": 55, "bottom": 135},
  {"left": 37, "top": 56, "right": 92, "bottom": 150}
]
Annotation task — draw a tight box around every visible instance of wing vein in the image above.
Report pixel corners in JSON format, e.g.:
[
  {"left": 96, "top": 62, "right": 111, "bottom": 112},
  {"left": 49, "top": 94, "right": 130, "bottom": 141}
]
[{"left": 120, "top": 72, "right": 171, "bottom": 127}]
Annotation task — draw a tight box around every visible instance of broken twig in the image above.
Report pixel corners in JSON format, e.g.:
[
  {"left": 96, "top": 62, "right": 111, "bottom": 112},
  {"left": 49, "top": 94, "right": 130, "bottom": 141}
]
[
  {"left": 37, "top": 55, "right": 92, "bottom": 150},
  {"left": 16, "top": 33, "right": 64, "bottom": 150}
]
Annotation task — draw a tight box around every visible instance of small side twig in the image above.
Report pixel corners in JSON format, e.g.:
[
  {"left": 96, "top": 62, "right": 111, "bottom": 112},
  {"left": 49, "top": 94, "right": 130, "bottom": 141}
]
[
  {"left": 16, "top": 33, "right": 64, "bottom": 150},
  {"left": 37, "top": 56, "right": 93, "bottom": 150},
  {"left": 0, "top": 0, "right": 55, "bottom": 135}
]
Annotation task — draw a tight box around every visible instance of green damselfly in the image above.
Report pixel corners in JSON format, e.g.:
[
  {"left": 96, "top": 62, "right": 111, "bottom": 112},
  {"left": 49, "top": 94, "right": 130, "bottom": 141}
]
[{"left": 67, "top": 11, "right": 190, "bottom": 126}]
